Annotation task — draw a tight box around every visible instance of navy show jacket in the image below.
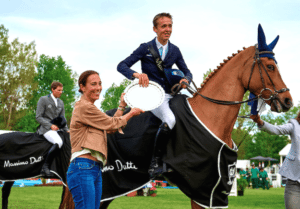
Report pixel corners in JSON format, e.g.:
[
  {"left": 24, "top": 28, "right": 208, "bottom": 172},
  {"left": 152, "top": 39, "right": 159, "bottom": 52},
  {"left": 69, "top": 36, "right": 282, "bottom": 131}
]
[{"left": 117, "top": 38, "right": 193, "bottom": 94}]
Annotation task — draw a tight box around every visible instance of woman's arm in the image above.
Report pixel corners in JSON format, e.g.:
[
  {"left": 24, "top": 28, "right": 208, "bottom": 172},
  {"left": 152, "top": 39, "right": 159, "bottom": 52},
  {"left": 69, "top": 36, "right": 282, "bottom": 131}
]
[
  {"left": 80, "top": 101, "right": 144, "bottom": 132},
  {"left": 113, "top": 93, "right": 128, "bottom": 118},
  {"left": 250, "top": 115, "right": 293, "bottom": 135}
]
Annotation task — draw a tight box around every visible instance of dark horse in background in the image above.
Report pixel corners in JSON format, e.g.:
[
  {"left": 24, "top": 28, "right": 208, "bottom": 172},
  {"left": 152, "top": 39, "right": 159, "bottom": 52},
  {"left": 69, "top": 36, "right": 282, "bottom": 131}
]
[
  {"left": 68, "top": 24, "right": 291, "bottom": 208},
  {"left": 0, "top": 131, "right": 70, "bottom": 209}
]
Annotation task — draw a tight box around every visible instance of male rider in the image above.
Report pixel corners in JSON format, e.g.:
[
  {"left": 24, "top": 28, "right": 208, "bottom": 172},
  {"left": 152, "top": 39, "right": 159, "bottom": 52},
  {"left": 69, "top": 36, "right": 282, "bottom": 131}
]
[
  {"left": 36, "top": 81, "right": 69, "bottom": 177},
  {"left": 117, "top": 13, "right": 193, "bottom": 178}
]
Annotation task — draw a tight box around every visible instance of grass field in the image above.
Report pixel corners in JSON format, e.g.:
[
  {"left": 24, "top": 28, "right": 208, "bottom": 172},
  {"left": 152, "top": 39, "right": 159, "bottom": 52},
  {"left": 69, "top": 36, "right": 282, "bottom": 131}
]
[{"left": 1, "top": 186, "right": 285, "bottom": 208}]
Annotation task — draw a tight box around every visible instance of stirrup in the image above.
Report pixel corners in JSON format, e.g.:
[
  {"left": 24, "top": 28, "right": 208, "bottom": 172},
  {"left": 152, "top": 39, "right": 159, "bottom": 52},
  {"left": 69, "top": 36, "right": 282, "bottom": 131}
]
[{"left": 41, "top": 166, "right": 51, "bottom": 176}]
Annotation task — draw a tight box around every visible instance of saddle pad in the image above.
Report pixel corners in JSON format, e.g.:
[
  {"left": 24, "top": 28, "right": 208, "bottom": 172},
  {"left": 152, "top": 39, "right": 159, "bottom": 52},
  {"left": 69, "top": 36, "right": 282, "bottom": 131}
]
[
  {"left": 164, "top": 95, "right": 238, "bottom": 208},
  {"left": 0, "top": 131, "right": 71, "bottom": 184},
  {"left": 101, "top": 95, "right": 238, "bottom": 208}
]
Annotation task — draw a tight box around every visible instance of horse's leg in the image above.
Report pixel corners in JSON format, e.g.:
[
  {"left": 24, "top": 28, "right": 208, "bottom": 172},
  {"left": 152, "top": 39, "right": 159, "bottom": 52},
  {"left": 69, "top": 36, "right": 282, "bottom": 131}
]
[
  {"left": 59, "top": 186, "right": 75, "bottom": 209},
  {"left": 191, "top": 199, "right": 205, "bottom": 209},
  {"left": 99, "top": 199, "right": 114, "bottom": 209},
  {"left": 2, "top": 181, "right": 14, "bottom": 209}
]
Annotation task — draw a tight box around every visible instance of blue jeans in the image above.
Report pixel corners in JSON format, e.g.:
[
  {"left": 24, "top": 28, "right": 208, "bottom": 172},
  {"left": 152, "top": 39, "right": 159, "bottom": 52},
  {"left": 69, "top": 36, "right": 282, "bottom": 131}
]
[
  {"left": 67, "top": 158, "right": 103, "bottom": 209},
  {"left": 285, "top": 179, "right": 300, "bottom": 209}
]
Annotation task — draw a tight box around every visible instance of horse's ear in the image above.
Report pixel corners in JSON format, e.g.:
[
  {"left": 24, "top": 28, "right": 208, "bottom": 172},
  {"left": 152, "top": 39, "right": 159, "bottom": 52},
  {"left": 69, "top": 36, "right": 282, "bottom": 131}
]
[
  {"left": 257, "top": 24, "right": 268, "bottom": 51},
  {"left": 268, "top": 35, "right": 279, "bottom": 50}
]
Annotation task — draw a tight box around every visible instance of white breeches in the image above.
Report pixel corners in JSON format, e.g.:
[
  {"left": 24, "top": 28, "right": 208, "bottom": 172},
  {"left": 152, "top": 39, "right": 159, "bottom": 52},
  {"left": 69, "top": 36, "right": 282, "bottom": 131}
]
[
  {"left": 43, "top": 130, "right": 63, "bottom": 148},
  {"left": 151, "top": 94, "right": 176, "bottom": 129}
]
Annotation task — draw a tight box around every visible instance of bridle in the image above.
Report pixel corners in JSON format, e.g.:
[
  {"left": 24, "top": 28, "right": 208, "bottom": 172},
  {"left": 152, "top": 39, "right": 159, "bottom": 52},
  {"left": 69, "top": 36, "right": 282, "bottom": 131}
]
[
  {"left": 172, "top": 44, "right": 290, "bottom": 105},
  {"left": 247, "top": 44, "right": 289, "bottom": 102}
]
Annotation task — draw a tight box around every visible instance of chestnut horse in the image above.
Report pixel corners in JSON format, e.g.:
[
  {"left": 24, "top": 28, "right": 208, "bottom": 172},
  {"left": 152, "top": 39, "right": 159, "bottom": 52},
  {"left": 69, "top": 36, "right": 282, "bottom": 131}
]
[{"left": 60, "top": 24, "right": 292, "bottom": 209}]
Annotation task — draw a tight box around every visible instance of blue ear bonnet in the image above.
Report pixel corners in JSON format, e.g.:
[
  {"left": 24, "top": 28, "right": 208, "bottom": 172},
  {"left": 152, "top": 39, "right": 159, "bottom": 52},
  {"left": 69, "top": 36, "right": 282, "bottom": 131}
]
[{"left": 257, "top": 24, "right": 279, "bottom": 64}]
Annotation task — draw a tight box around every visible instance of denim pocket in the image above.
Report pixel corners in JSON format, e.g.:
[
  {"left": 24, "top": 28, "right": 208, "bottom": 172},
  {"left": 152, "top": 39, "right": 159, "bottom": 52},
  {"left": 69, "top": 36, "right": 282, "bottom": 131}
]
[
  {"left": 67, "top": 165, "right": 74, "bottom": 175},
  {"left": 67, "top": 170, "right": 73, "bottom": 175},
  {"left": 78, "top": 162, "right": 94, "bottom": 170}
]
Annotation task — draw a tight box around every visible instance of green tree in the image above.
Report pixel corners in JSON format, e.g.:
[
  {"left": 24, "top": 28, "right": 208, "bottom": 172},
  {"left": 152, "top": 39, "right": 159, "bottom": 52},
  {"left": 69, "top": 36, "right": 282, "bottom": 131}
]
[
  {"left": 232, "top": 91, "right": 254, "bottom": 159},
  {"left": 14, "top": 55, "right": 77, "bottom": 132},
  {"left": 202, "top": 68, "right": 212, "bottom": 84},
  {"left": 0, "top": 24, "right": 38, "bottom": 130},
  {"left": 244, "top": 131, "right": 289, "bottom": 161},
  {"left": 101, "top": 79, "right": 131, "bottom": 112}
]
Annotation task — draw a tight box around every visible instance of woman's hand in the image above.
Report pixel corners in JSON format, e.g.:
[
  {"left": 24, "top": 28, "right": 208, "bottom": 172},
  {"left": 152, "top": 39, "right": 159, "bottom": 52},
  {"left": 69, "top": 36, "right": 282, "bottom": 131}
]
[
  {"left": 250, "top": 114, "right": 264, "bottom": 126},
  {"left": 123, "top": 107, "right": 145, "bottom": 122},
  {"left": 119, "top": 93, "right": 127, "bottom": 107},
  {"left": 129, "top": 108, "right": 145, "bottom": 117}
]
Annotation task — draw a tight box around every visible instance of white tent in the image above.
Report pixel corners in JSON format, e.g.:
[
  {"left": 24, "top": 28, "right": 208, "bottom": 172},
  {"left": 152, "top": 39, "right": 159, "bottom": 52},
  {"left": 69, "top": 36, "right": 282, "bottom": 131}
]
[
  {"left": 279, "top": 144, "right": 291, "bottom": 165},
  {"left": 236, "top": 160, "right": 251, "bottom": 170}
]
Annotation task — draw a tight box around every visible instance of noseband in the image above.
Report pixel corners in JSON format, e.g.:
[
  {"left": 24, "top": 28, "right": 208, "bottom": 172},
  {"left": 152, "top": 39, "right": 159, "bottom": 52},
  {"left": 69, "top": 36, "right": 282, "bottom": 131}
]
[{"left": 175, "top": 45, "right": 290, "bottom": 105}]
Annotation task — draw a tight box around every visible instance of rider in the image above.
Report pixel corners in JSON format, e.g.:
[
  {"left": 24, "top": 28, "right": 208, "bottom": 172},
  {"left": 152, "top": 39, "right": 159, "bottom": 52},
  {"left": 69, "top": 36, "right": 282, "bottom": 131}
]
[
  {"left": 117, "top": 12, "right": 193, "bottom": 178},
  {"left": 36, "top": 81, "right": 69, "bottom": 177}
]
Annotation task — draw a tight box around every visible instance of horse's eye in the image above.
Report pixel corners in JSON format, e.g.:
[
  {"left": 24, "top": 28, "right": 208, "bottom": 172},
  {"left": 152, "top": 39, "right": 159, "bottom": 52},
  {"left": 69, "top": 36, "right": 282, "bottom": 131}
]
[{"left": 267, "top": 65, "right": 275, "bottom": 71}]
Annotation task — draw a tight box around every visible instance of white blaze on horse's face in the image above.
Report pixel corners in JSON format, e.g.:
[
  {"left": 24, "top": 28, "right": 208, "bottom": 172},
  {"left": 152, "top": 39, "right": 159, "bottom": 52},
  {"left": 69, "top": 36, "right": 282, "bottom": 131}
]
[{"left": 276, "top": 63, "right": 280, "bottom": 73}]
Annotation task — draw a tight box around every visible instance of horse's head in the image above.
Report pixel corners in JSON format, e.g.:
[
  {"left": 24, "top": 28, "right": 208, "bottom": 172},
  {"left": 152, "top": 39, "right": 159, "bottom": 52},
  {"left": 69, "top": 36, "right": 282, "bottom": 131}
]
[{"left": 243, "top": 24, "right": 293, "bottom": 113}]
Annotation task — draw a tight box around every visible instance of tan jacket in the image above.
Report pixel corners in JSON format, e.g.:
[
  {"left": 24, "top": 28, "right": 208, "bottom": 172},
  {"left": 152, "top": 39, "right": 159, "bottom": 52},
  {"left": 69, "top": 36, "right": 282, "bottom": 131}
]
[{"left": 70, "top": 96, "right": 127, "bottom": 159}]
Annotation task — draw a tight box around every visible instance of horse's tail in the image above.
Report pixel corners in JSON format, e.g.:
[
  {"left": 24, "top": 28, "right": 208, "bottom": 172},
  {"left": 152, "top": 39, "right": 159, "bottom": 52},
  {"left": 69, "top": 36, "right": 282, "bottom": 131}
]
[{"left": 59, "top": 185, "right": 75, "bottom": 209}]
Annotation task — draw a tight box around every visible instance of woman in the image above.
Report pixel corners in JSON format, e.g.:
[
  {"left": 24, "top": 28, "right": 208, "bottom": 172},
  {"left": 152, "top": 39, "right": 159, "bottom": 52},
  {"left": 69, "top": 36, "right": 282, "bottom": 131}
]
[
  {"left": 67, "top": 70, "right": 144, "bottom": 209},
  {"left": 251, "top": 111, "right": 300, "bottom": 209}
]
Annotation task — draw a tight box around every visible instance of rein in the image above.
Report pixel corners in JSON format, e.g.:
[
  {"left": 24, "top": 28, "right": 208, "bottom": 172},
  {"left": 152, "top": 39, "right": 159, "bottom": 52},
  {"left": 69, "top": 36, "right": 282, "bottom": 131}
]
[{"left": 172, "top": 45, "right": 290, "bottom": 105}]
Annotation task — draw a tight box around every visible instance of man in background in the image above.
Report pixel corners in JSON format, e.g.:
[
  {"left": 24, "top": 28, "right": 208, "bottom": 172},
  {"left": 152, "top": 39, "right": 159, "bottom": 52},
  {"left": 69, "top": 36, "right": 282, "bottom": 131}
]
[{"left": 36, "top": 81, "right": 69, "bottom": 177}]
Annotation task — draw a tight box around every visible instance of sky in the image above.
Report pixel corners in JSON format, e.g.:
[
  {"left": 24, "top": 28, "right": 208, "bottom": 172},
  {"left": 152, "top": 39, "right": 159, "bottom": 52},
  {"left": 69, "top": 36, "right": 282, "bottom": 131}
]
[{"left": 1, "top": 0, "right": 300, "bottom": 113}]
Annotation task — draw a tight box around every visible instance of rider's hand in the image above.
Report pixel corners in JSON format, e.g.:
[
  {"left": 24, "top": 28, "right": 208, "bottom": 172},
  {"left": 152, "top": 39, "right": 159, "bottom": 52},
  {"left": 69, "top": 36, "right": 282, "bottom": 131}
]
[
  {"left": 179, "top": 78, "right": 189, "bottom": 89},
  {"left": 51, "top": 125, "right": 59, "bottom": 131},
  {"left": 133, "top": 73, "right": 149, "bottom": 87}
]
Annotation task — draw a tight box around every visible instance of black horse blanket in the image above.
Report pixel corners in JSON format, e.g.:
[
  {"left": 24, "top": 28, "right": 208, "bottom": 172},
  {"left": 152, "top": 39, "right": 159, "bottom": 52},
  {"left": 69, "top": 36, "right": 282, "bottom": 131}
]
[
  {"left": 103, "top": 94, "right": 238, "bottom": 208},
  {"left": 0, "top": 131, "right": 71, "bottom": 184}
]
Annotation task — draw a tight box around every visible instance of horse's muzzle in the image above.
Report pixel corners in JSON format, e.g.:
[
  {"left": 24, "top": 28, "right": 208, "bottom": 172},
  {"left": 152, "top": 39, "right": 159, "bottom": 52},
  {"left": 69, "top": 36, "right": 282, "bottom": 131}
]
[{"left": 271, "top": 96, "right": 293, "bottom": 112}]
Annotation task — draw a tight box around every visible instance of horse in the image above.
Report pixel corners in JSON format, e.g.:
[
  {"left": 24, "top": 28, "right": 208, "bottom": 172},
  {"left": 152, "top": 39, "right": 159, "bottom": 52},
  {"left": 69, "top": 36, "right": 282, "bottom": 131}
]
[
  {"left": 0, "top": 131, "right": 71, "bottom": 209},
  {"left": 60, "top": 24, "right": 293, "bottom": 209}
]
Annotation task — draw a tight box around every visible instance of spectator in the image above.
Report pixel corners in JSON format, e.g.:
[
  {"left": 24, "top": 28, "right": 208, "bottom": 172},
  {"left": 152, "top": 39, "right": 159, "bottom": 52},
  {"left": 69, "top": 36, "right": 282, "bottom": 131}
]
[
  {"left": 251, "top": 164, "right": 259, "bottom": 189},
  {"left": 251, "top": 112, "right": 300, "bottom": 209},
  {"left": 259, "top": 167, "right": 269, "bottom": 190}
]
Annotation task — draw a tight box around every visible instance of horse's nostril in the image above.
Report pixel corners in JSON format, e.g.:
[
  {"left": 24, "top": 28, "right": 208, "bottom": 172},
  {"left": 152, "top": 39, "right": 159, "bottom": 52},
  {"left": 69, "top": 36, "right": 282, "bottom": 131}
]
[{"left": 284, "top": 98, "right": 293, "bottom": 108}]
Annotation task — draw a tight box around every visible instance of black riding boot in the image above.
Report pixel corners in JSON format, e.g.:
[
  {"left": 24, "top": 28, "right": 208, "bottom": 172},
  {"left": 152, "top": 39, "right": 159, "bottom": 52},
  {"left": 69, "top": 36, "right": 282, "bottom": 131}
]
[
  {"left": 148, "top": 122, "right": 171, "bottom": 179},
  {"left": 41, "top": 143, "right": 59, "bottom": 177}
]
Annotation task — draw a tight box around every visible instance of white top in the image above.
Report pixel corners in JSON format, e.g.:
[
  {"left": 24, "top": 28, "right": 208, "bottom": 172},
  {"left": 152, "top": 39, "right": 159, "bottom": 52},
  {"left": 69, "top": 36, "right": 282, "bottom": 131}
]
[
  {"left": 155, "top": 37, "right": 168, "bottom": 61},
  {"left": 51, "top": 93, "right": 58, "bottom": 107},
  {"left": 71, "top": 148, "right": 106, "bottom": 165}
]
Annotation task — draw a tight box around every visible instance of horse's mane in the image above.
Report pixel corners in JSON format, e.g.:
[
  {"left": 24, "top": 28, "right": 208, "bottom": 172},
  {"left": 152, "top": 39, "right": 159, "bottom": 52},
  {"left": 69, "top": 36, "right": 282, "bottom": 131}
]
[{"left": 195, "top": 46, "right": 248, "bottom": 94}]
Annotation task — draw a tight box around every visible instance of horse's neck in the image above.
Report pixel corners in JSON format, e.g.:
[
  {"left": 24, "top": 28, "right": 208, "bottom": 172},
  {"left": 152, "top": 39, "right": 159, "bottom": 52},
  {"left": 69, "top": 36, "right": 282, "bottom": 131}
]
[{"left": 188, "top": 47, "right": 254, "bottom": 148}]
